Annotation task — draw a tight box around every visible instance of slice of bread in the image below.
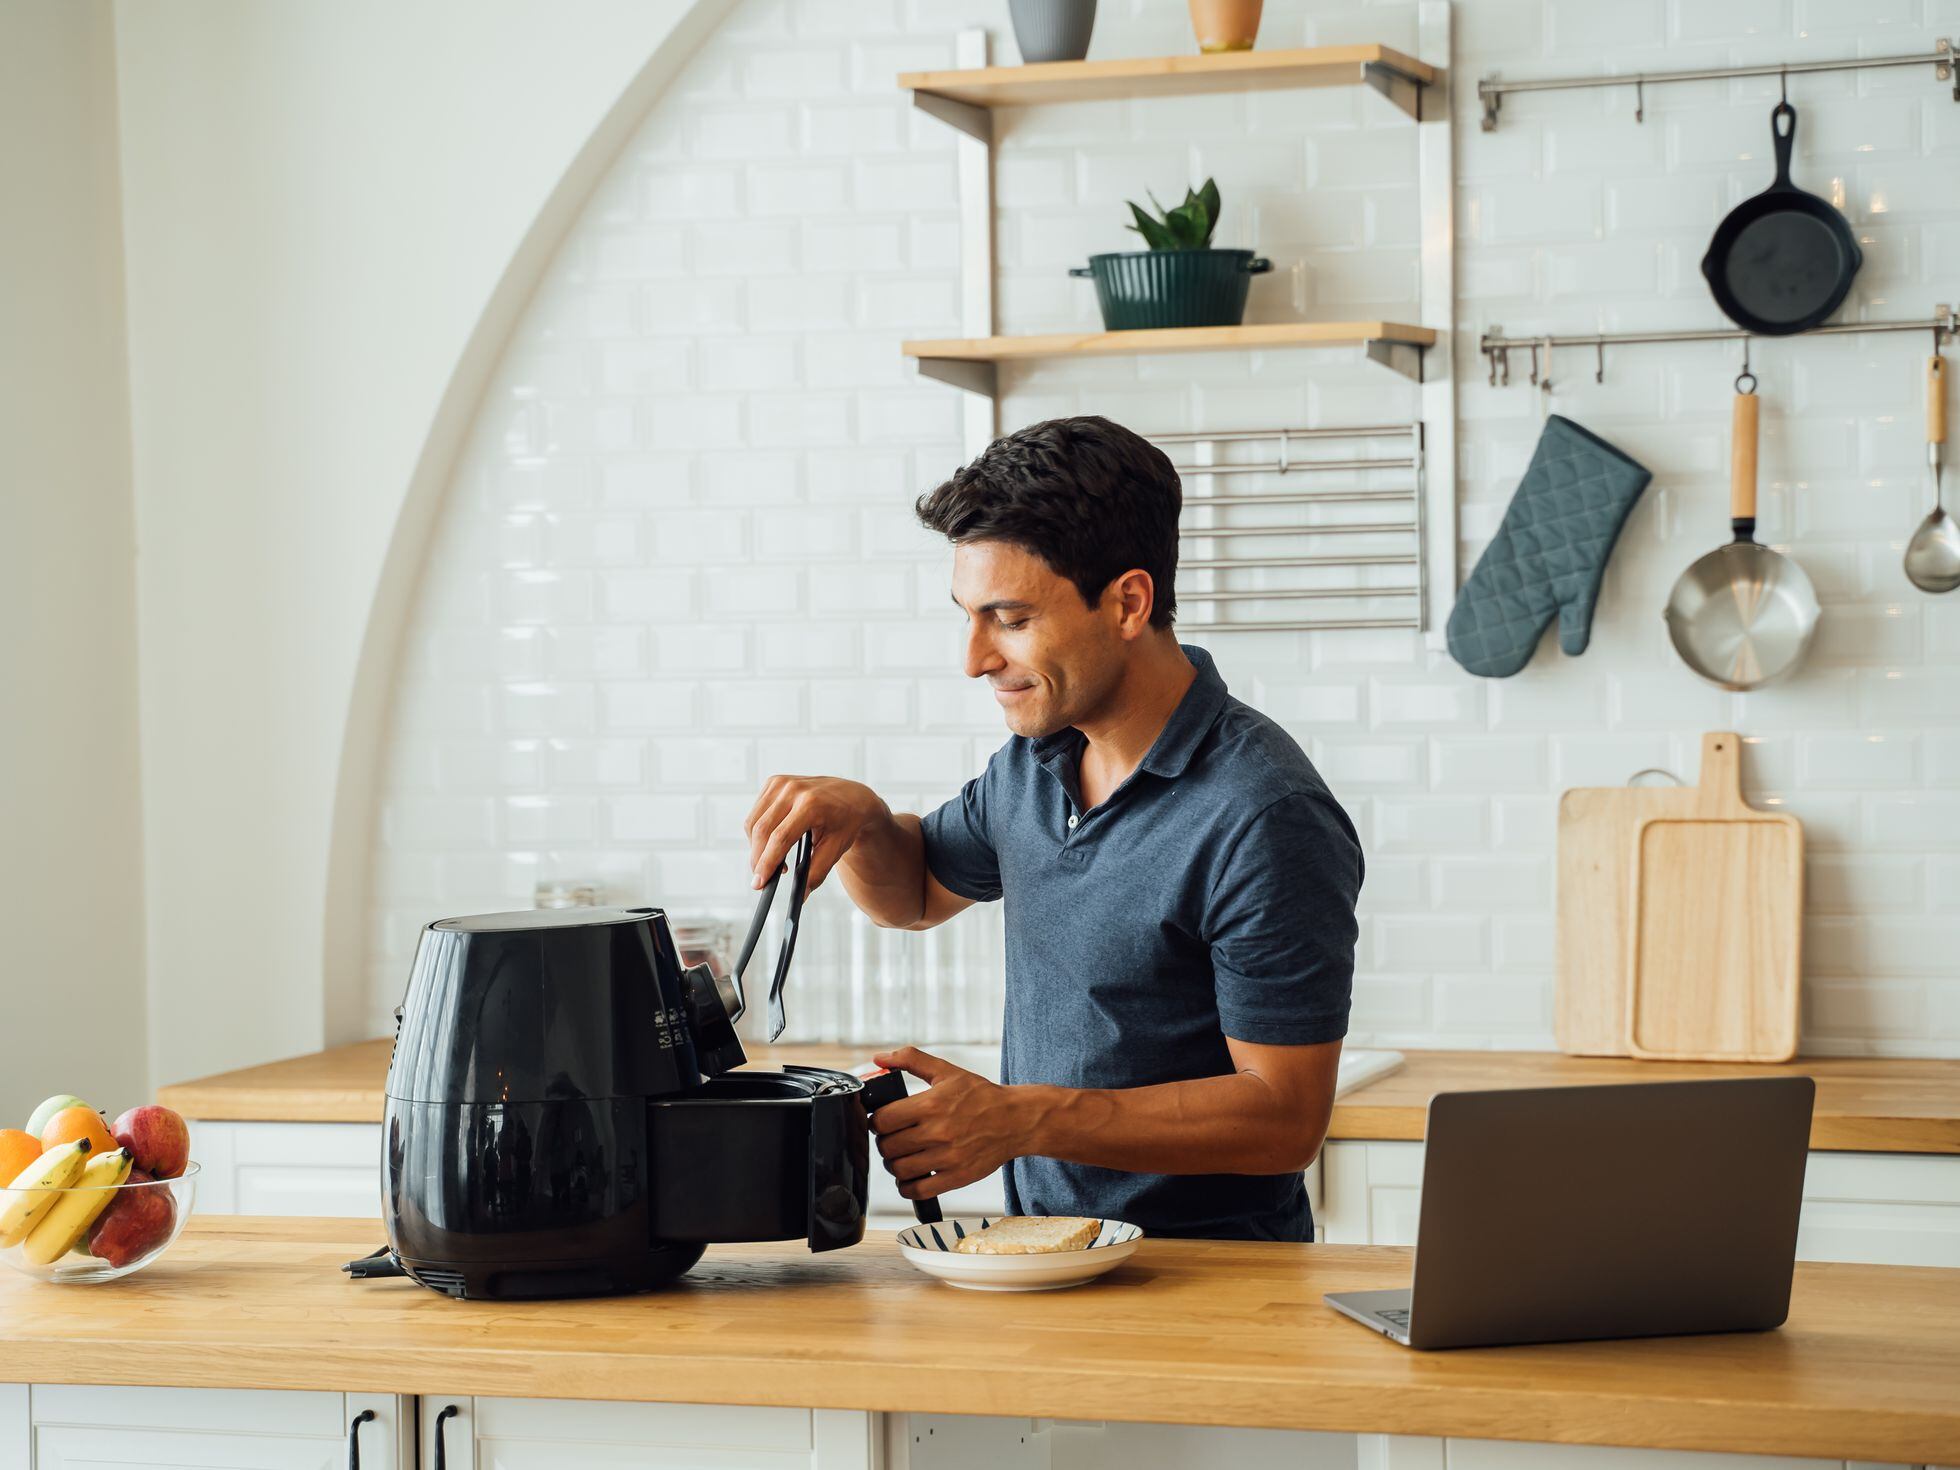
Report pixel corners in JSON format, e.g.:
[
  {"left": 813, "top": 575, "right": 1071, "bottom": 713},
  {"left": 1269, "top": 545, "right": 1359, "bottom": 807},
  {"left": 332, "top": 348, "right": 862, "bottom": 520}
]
[{"left": 953, "top": 1216, "right": 1101, "bottom": 1255}]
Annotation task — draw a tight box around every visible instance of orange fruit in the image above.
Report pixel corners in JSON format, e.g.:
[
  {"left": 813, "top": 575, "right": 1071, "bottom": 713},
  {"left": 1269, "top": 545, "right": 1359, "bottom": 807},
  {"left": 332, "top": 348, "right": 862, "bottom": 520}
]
[
  {"left": 40, "top": 1106, "right": 115, "bottom": 1157},
  {"left": 0, "top": 1129, "right": 40, "bottom": 1186}
]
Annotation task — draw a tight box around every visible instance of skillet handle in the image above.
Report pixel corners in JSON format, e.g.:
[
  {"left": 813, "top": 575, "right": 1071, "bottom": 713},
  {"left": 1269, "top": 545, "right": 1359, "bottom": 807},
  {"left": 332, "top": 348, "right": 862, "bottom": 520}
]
[
  {"left": 1769, "top": 101, "right": 1796, "bottom": 189},
  {"left": 1731, "top": 388, "right": 1759, "bottom": 535}
]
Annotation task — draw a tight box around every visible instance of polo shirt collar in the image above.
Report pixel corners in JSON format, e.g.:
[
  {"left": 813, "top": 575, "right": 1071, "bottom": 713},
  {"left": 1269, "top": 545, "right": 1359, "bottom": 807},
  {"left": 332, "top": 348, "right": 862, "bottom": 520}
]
[{"left": 1028, "top": 643, "right": 1228, "bottom": 780}]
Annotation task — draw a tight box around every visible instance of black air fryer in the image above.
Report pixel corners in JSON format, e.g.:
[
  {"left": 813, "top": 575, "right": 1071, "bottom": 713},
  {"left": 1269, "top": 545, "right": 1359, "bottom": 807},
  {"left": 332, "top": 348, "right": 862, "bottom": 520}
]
[{"left": 363, "top": 836, "right": 873, "bottom": 1300}]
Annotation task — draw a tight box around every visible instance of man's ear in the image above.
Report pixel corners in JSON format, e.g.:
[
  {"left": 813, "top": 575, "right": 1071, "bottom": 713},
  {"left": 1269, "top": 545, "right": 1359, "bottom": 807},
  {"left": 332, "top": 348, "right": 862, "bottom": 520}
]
[{"left": 1107, "top": 569, "right": 1157, "bottom": 639}]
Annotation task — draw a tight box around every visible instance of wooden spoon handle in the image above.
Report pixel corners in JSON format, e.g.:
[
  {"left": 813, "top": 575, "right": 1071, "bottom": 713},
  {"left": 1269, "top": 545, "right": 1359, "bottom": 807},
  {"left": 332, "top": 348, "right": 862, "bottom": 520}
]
[
  {"left": 1932, "top": 356, "right": 1948, "bottom": 448},
  {"left": 1731, "top": 390, "right": 1759, "bottom": 524}
]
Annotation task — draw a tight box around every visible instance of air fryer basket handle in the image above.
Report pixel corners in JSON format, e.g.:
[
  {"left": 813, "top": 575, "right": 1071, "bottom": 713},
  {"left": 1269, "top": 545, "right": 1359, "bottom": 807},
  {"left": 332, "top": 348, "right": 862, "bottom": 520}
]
[{"left": 730, "top": 831, "right": 815, "bottom": 1038}]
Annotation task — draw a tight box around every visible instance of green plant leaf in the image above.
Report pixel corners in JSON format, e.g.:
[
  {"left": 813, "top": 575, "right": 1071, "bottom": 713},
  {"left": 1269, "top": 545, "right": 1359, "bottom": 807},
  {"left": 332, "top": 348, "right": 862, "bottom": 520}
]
[
  {"left": 1197, "top": 178, "right": 1221, "bottom": 231},
  {"left": 1125, "top": 200, "right": 1177, "bottom": 251},
  {"left": 1167, "top": 201, "right": 1211, "bottom": 248}
]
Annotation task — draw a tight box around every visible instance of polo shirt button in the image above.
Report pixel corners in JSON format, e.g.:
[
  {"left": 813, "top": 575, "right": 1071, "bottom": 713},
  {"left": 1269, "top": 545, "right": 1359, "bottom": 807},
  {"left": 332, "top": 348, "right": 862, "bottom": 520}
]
[{"left": 1066, "top": 814, "right": 1079, "bottom": 831}]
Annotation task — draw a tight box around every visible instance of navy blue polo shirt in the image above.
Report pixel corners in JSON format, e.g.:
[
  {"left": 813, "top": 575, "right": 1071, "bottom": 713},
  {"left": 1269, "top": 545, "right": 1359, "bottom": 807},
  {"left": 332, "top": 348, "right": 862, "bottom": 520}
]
[{"left": 920, "top": 645, "right": 1362, "bottom": 1242}]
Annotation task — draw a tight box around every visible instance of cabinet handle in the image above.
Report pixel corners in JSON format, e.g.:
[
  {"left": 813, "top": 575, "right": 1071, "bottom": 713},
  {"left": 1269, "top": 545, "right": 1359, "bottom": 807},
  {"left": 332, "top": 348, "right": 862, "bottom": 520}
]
[
  {"left": 434, "top": 1403, "right": 460, "bottom": 1470},
  {"left": 347, "top": 1408, "right": 375, "bottom": 1469}
]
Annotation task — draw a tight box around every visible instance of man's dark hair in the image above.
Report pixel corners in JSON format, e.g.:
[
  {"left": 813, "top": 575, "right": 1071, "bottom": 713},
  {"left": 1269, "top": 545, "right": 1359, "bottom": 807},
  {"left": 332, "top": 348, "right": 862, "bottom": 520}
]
[{"left": 915, "top": 416, "right": 1182, "bottom": 628}]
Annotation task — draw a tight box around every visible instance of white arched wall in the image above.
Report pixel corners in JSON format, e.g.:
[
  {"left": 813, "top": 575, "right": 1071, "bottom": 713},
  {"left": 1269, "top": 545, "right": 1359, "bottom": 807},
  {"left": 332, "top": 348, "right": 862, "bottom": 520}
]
[{"left": 113, "top": 0, "right": 723, "bottom": 1085}]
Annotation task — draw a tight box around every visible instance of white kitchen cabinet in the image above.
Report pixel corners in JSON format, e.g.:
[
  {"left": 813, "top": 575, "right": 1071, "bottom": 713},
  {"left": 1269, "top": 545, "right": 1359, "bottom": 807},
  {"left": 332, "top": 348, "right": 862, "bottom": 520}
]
[
  {"left": 1795, "top": 1150, "right": 1960, "bottom": 1267},
  {"left": 1316, "top": 1139, "right": 1960, "bottom": 1266},
  {"left": 13, "top": 1385, "right": 408, "bottom": 1469},
  {"left": 1355, "top": 1434, "right": 1950, "bottom": 1470},
  {"left": 193, "top": 1120, "right": 387, "bottom": 1219},
  {"left": 193, "top": 1118, "right": 1006, "bottom": 1236},
  {"left": 420, "top": 1396, "right": 876, "bottom": 1469},
  {"left": 1317, "top": 1141, "right": 1425, "bottom": 1246}
]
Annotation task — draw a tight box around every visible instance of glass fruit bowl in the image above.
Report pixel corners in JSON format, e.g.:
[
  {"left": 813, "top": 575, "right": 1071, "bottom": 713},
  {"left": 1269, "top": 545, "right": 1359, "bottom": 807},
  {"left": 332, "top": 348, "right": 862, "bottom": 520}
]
[{"left": 0, "top": 1163, "right": 197, "bottom": 1284}]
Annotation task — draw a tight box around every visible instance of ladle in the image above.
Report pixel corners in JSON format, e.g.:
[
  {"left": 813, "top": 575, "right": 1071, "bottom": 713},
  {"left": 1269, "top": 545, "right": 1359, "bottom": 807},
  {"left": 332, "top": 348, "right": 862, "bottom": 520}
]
[{"left": 1903, "top": 355, "right": 1956, "bottom": 594}]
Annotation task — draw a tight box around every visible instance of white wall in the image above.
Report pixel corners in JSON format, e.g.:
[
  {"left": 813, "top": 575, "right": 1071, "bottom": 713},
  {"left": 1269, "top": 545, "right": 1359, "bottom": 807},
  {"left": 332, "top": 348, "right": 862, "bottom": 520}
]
[
  {"left": 110, "top": 0, "right": 725, "bottom": 1088},
  {"left": 366, "top": 0, "right": 1960, "bottom": 1057},
  {"left": 0, "top": 0, "right": 149, "bottom": 1122}
]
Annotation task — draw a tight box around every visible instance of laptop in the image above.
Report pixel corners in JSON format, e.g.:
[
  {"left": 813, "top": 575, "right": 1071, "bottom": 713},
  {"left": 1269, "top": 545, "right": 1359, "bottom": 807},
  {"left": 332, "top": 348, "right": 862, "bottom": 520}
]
[{"left": 1325, "top": 1076, "right": 1815, "bottom": 1350}]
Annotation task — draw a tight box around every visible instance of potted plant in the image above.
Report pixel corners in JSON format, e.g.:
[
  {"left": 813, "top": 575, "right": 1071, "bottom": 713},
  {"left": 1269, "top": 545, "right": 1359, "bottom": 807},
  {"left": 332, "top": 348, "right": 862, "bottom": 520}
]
[
  {"left": 1069, "top": 179, "right": 1271, "bottom": 331},
  {"left": 1009, "top": 0, "right": 1097, "bottom": 64},
  {"left": 1188, "top": 0, "right": 1263, "bottom": 53}
]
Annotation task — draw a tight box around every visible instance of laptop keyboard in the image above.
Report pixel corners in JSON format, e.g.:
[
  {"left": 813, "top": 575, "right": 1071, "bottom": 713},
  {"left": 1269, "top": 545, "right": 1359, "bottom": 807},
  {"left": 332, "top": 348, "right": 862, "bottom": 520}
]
[{"left": 1376, "top": 1307, "right": 1412, "bottom": 1328}]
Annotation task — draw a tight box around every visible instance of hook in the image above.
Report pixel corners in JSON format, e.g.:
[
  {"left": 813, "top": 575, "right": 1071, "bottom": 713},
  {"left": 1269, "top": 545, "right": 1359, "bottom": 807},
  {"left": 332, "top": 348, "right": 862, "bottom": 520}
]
[
  {"left": 1486, "top": 347, "right": 1498, "bottom": 387},
  {"left": 1539, "top": 337, "right": 1554, "bottom": 394},
  {"left": 1527, "top": 341, "right": 1540, "bottom": 386},
  {"left": 1594, "top": 341, "right": 1606, "bottom": 384},
  {"left": 1735, "top": 337, "right": 1755, "bottom": 395},
  {"left": 1634, "top": 78, "right": 1645, "bottom": 124},
  {"left": 1779, "top": 69, "right": 1788, "bottom": 104}
]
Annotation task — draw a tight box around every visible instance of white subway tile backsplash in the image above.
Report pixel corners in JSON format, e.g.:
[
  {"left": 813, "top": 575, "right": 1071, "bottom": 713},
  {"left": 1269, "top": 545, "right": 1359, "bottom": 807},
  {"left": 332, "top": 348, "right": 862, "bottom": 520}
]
[
  {"left": 609, "top": 792, "right": 704, "bottom": 842},
  {"left": 1380, "top": 918, "right": 1490, "bottom": 971},
  {"left": 366, "top": 0, "right": 1960, "bottom": 1056},
  {"left": 658, "top": 738, "right": 756, "bottom": 787},
  {"left": 1433, "top": 856, "right": 1551, "bottom": 912},
  {"left": 1373, "top": 797, "right": 1490, "bottom": 853},
  {"left": 601, "top": 681, "right": 701, "bottom": 731}
]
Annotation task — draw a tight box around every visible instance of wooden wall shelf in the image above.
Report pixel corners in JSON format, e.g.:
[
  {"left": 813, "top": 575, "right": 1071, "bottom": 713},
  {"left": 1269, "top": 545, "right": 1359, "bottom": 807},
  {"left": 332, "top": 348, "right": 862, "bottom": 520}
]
[
  {"left": 901, "top": 44, "right": 1436, "bottom": 121},
  {"left": 903, "top": 321, "right": 1435, "bottom": 396}
]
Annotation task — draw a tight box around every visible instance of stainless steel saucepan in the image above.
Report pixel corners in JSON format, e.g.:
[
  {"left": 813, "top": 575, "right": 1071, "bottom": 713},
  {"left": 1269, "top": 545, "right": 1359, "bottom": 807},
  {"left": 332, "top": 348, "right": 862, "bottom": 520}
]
[{"left": 1664, "top": 376, "right": 1820, "bottom": 690}]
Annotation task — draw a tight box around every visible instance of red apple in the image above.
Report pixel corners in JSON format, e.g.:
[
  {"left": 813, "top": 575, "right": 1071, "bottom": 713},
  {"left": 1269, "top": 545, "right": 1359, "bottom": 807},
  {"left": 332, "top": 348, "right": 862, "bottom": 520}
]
[
  {"left": 111, "top": 1104, "right": 189, "bottom": 1180},
  {"left": 87, "top": 1169, "right": 176, "bottom": 1268}
]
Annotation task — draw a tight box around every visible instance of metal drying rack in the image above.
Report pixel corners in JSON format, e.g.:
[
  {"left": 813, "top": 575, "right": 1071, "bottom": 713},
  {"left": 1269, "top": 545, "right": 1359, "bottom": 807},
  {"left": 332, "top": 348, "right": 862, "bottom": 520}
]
[
  {"left": 1154, "top": 425, "right": 1426, "bottom": 634},
  {"left": 1481, "top": 305, "right": 1955, "bottom": 390}
]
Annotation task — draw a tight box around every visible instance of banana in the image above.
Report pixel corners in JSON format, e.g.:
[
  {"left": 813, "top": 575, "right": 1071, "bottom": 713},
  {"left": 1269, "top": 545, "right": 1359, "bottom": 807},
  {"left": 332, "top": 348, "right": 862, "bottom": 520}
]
[
  {"left": 22, "top": 1148, "right": 132, "bottom": 1265},
  {"left": 0, "top": 1138, "right": 93, "bottom": 1248}
]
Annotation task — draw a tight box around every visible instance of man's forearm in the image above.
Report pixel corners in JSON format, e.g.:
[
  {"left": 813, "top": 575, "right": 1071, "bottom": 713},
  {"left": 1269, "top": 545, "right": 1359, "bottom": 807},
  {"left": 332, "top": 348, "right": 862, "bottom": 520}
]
[
  {"left": 836, "top": 810, "right": 933, "bottom": 928},
  {"left": 1012, "top": 1072, "right": 1329, "bottom": 1177}
]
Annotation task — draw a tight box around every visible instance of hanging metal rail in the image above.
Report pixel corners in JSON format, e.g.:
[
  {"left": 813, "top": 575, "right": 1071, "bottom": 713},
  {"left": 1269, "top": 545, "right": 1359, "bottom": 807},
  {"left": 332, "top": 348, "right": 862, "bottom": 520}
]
[
  {"left": 1478, "top": 40, "right": 1955, "bottom": 130},
  {"left": 1481, "top": 306, "right": 1954, "bottom": 389}
]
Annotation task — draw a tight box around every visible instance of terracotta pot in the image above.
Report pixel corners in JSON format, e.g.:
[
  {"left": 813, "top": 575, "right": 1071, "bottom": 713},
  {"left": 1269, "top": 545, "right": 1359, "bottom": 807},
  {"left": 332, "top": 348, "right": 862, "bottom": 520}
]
[{"left": 1187, "top": 0, "right": 1262, "bottom": 53}]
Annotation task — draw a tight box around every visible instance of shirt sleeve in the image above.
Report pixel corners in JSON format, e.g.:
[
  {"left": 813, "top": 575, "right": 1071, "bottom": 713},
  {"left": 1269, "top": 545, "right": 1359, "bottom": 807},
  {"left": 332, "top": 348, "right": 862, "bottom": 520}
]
[
  {"left": 919, "top": 750, "right": 1006, "bottom": 903},
  {"left": 1203, "top": 791, "right": 1363, "bottom": 1046}
]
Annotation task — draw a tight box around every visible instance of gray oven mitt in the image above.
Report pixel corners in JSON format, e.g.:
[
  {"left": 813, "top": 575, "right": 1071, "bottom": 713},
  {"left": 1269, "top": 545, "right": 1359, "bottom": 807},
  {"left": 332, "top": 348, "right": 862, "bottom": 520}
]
[{"left": 1446, "top": 415, "right": 1652, "bottom": 678}]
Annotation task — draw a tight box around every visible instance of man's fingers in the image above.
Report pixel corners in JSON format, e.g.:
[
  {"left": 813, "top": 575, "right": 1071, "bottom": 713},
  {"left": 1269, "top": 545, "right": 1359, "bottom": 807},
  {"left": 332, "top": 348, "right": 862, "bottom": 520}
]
[
  {"left": 742, "top": 777, "right": 787, "bottom": 838},
  {"left": 872, "top": 1046, "right": 958, "bottom": 1084},
  {"left": 889, "top": 1148, "right": 955, "bottom": 1183},
  {"left": 806, "top": 832, "right": 851, "bottom": 893},
  {"left": 867, "top": 1093, "right": 928, "bottom": 1135},
  {"left": 745, "top": 792, "right": 796, "bottom": 875},
  {"left": 900, "top": 1165, "right": 984, "bottom": 1201},
  {"left": 876, "top": 1124, "right": 938, "bottom": 1162},
  {"left": 751, "top": 807, "right": 817, "bottom": 890}
]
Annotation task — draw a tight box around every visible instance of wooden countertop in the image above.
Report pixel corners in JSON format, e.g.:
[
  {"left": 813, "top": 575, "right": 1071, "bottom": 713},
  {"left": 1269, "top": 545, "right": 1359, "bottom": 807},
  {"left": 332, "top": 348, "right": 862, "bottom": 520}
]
[
  {"left": 160, "top": 1040, "right": 1960, "bottom": 1154},
  {"left": 2, "top": 1218, "right": 1955, "bottom": 1461}
]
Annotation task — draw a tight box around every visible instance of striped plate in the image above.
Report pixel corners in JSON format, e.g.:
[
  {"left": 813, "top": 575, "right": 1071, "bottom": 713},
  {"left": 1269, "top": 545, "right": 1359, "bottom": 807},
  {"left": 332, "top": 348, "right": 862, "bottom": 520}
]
[{"left": 895, "top": 1216, "right": 1144, "bottom": 1292}]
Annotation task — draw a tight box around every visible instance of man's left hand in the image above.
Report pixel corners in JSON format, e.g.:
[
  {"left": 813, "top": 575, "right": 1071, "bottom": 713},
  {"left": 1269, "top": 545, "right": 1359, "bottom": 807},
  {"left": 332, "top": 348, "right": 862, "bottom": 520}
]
[{"left": 868, "top": 1046, "right": 1034, "bottom": 1201}]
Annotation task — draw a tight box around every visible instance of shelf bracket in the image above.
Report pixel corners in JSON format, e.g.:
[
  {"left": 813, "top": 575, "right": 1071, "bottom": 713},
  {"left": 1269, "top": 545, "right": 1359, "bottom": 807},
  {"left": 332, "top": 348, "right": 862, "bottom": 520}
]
[
  {"left": 911, "top": 91, "right": 993, "bottom": 143},
  {"left": 1362, "top": 60, "right": 1424, "bottom": 120},
  {"left": 915, "top": 357, "right": 998, "bottom": 399},
  {"left": 1364, "top": 339, "right": 1425, "bottom": 382}
]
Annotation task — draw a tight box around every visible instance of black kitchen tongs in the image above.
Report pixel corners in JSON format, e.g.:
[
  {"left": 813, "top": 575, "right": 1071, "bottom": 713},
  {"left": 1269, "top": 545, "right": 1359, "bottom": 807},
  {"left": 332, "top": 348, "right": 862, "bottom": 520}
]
[{"left": 729, "top": 831, "right": 814, "bottom": 1043}]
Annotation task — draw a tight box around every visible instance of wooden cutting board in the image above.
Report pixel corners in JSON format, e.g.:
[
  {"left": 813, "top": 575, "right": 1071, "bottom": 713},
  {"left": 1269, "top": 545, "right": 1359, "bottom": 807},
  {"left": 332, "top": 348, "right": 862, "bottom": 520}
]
[
  {"left": 1625, "top": 733, "right": 1802, "bottom": 1062},
  {"left": 1556, "top": 759, "right": 1707, "bottom": 1057}
]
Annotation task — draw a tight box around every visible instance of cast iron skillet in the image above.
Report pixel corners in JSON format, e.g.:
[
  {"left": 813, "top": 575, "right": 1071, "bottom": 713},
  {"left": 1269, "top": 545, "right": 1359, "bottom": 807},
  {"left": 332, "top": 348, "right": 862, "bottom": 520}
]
[{"left": 1701, "top": 101, "right": 1861, "bottom": 336}]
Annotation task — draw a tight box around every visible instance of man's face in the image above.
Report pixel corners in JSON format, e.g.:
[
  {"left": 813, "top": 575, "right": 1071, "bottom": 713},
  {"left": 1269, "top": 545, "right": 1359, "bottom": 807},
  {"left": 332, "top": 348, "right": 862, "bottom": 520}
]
[{"left": 950, "top": 540, "right": 1125, "bottom": 739}]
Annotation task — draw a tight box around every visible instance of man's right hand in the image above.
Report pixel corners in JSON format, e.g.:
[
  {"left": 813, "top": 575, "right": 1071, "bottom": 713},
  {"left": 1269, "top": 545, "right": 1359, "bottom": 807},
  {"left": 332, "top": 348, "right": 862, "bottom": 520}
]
[{"left": 744, "top": 776, "right": 891, "bottom": 893}]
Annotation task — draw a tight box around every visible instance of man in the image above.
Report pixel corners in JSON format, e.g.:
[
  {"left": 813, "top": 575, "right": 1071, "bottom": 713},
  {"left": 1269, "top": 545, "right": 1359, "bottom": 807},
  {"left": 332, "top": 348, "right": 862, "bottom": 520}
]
[{"left": 744, "top": 416, "right": 1362, "bottom": 1242}]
